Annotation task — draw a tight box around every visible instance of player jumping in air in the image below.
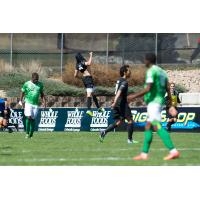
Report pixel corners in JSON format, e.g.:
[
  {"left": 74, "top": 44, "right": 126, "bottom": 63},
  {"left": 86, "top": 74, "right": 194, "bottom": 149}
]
[
  {"left": 74, "top": 52, "right": 104, "bottom": 116},
  {"left": 19, "top": 73, "right": 46, "bottom": 138},
  {"left": 99, "top": 65, "right": 138, "bottom": 144},
  {"left": 128, "top": 53, "right": 180, "bottom": 160},
  {"left": 165, "top": 82, "right": 181, "bottom": 131}
]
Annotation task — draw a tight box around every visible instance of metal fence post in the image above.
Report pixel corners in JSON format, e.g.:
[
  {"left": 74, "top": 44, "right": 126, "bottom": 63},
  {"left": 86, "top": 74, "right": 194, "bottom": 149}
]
[
  {"left": 122, "top": 35, "right": 125, "bottom": 65},
  {"left": 186, "top": 33, "right": 190, "bottom": 47},
  {"left": 155, "top": 33, "right": 158, "bottom": 64},
  {"left": 60, "top": 33, "right": 64, "bottom": 80},
  {"left": 106, "top": 33, "right": 109, "bottom": 68},
  {"left": 10, "top": 33, "right": 13, "bottom": 66}
]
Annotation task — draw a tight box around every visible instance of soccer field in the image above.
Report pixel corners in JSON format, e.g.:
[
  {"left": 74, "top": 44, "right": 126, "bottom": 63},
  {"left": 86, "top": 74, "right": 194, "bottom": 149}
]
[{"left": 0, "top": 132, "right": 200, "bottom": 166}]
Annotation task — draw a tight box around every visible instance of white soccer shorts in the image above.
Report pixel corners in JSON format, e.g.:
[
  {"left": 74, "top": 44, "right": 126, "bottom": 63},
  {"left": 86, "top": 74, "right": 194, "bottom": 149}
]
[
  {"left": 24, "top": 102, "right": 39, "bottom": 119},
  {"left": 147, "top": 102, "right": 162, "bottom": 122},
  {"left": 86, "top": 87, "right": 95, "bottom": 93}
]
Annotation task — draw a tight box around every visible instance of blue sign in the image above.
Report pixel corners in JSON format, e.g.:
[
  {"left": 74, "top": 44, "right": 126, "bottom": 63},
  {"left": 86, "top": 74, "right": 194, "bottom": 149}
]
[{"left": 9, "top": 107, "right": 200, "bottom": 132}]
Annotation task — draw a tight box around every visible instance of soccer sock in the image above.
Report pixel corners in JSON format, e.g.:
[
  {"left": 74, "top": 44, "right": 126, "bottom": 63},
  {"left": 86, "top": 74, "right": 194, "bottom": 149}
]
[
  {"left": 157, "top": 127, "right": 175, "bottom": 150},
  {"left": 92, "top": 95, "right": 100, "bottom": 109},
  {"left": 29, "top": 119, "right": 35, "bottom": 137},
  {"left": 25, "top": 118, "right": 30, "bottom": 135},
  {"left": 103, "top": 123, "right": 118, "bottom": 136},
  {"left": 87, "top": 97, "right": 92, "bottom": 110},
  {"left": 142, "top": 130, "right": 153, "bottom": 153},
  {"left": 127, "top": 123, "right": 133, "bottom": 140}
]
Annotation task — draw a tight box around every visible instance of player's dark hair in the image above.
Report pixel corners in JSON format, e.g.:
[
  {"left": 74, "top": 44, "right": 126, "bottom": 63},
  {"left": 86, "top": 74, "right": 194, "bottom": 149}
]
[
  {"left": 170, "top": 82, "right": 175, "bottom": 86},
  {"left": 32, "top": 72, "right": 39, "bottom": 79},
  {"left": 75, "top": 52, "right": 86, "bottom": 64},
  {"left": 145, "top": 53, "right": 156, "bottom": 64},
  {"left": 120, "top": 65, "right": 129, "bottom": 77}
]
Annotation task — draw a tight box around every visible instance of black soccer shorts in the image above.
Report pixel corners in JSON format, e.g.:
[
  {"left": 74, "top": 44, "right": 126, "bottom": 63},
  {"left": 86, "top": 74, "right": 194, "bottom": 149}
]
[
  {"left": 82, "top": 76, "right": 94, "bottom": 89},
  {"left": 112, "top": 103, "right": 132, "bottom": 121}
]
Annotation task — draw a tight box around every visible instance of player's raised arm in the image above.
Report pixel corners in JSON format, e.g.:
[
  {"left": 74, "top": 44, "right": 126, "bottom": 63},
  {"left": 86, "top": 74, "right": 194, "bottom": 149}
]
[{"left": 85, "top": 52, "right": 93, "bottom": 66}]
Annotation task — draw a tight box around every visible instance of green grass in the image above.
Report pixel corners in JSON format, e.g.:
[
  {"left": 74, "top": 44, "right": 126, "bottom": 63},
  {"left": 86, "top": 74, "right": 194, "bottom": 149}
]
[{"left": 0, "top": 132, "right": 199, "bottom": 166}]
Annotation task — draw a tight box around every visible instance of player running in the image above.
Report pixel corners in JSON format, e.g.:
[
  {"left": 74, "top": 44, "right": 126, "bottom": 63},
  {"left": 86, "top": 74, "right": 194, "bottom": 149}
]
[
  {"left": 99, "top": 65, "right": 138, "bottom": 144},
  {"left": 165, "top": 82, "right": 181, "bottom": 131},
  {"left": 128, "top": 53, "right": 180, "bottom": 160},
  {"left": 74, "top": 52, "right": 104, "bottom": 116},
  {"left": 19, "top": 73, "right": 46, "bottom": 138}
]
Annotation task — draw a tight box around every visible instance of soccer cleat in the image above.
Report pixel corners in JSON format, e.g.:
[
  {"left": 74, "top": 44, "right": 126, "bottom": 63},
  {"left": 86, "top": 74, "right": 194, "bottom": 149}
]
[
  {"left": 128, "top": 139, "right": 139, "bottom": 144},
  {"left": 163, "top": 151, "right": 180, "bottom": 160},
  {"left": 98, "top": 107, "right": 105, "bottom": 113},
  {"left": 86, "top": 110, "right": 93, "bottom": 117},
  {"left": 128, "top": 139, "right": 133, "bottom": 144},
  {"left": 25, "top": 135, "right": 30, "bottom": 139},
  {"left": 99, "top": 130, "right": 105, "bottom": 143},
  {"left": 133, "top": 153, "right": 148, "bottom": 160},
  {"left": 15, "top": 124, "right": 19, "bottom": 131},
  {"left": 8, "top": 128, "right": 13, "bottom": 133},
  {"left": 25, "top": 134, "right": 32, "bottom": 139}
]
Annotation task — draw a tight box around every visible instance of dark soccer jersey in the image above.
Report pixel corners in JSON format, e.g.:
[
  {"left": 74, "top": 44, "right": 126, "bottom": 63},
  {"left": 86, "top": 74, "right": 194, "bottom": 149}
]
[
  {"left": 115, "top": 78, "right": 128, "bottom": 106},
  {"left": 76, "top": 61, "right": 87, "bottom": 73}
]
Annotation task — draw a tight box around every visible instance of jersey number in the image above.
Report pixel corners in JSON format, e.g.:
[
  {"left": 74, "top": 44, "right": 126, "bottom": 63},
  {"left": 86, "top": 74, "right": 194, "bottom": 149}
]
[{"left": 78, "top": 65, "right": 83, "bottom": 71}]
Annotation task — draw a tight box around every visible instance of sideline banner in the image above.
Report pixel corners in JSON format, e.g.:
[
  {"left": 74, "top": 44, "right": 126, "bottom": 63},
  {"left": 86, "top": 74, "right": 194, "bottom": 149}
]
[{"left": 9, "top": 107, "right": 200, "bottom": 132}]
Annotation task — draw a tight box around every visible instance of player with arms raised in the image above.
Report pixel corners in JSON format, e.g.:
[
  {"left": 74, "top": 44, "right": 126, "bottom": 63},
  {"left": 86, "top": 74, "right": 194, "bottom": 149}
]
[
  {"left": 19, "top": 73, "right": 46, "bottom": 138},
  {"left": 128, "top": 53, "right": 180, "bottom": 160},
  {"left": 74, "top": 52, "right": 104, "bottom": 116}
]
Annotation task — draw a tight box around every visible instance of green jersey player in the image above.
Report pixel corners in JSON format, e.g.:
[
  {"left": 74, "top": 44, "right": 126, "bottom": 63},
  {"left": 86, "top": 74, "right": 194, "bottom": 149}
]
[
  {"left": 19, "top": 73, "right": 46, "bottom": 138},
  {"left": 128, "top": 53, "right": 180, "bottom": 160}
]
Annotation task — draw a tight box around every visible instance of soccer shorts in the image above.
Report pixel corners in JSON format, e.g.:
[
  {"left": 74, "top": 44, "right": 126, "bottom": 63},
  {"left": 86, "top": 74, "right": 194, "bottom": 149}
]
[
  {"left": 24, "top": 102, "right": 39, "bottom": 119},
  {"left": 112, "top": 103, "right": 132, "bottom": 121},
  {"left": 82, "top": 76, "right": 95, "bottom": 93},
  {"left": 147, "top": 102, "right": 162, "bottom": 122}
]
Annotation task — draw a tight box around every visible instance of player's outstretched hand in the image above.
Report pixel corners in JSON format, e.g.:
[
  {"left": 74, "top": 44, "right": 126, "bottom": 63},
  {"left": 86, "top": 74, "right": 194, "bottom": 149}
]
[
  {"left": 89, "top": 52, "right": 93, "bottom": 56},
  {"left": 18, "top": 101, "right": 23, "bottom": 107},
  {"left": 42, "top": 101, "right": 46, "bottom": 108}
]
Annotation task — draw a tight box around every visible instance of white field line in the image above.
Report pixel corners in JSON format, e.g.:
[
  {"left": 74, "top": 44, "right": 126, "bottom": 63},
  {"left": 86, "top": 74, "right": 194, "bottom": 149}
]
[
  {"left": 1, "top": 147, "right": 200, "bottom": 155},
  {"left": 7, "top": 147, "right": 200, "bottom": 163},
  {"left": 19, "top": 147, "right": 200, "bottom": 154},
  {"left": 17, "top": 157, "right": 131, "bottom": 162}
]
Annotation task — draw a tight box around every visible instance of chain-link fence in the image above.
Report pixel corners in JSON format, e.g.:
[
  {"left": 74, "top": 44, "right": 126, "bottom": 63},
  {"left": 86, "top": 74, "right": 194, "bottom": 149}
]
[{"left": 0, "top": 33, "right": 200, "bottom": 79}]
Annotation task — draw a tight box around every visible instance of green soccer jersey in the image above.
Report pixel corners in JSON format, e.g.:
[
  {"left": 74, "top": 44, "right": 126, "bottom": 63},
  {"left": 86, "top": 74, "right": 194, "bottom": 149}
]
[
  {"left": 144, "top": 65, "right": 168, "bottom": 105},
  {"left": 21, "top": 80, "right": 44, "bottom": 106}
]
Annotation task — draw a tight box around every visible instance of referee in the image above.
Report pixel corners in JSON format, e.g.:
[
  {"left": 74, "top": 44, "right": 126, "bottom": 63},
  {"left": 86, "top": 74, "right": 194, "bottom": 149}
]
[{"left": 165, "top": 83, "right": 181, "bottom": 131}]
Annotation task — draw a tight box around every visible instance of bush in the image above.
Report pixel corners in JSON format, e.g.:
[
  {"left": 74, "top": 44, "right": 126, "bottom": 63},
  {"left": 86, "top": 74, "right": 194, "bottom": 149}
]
[{"left": 62, "top": 62, "right": 146, "bottom": 87}]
